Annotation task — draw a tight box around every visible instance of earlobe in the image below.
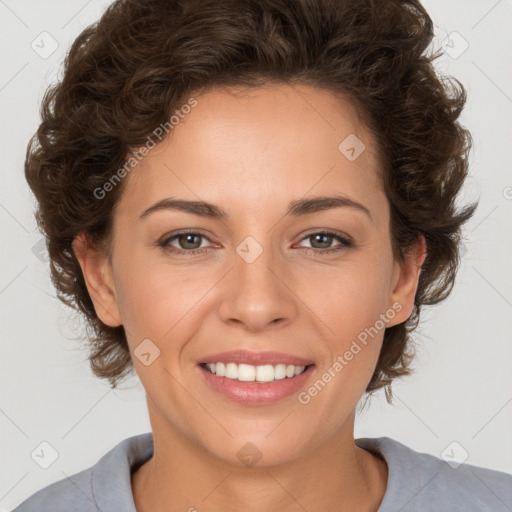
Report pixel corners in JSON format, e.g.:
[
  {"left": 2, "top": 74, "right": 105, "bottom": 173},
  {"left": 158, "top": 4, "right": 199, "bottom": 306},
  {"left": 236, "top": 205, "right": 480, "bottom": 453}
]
[
  {"left": 72, "top": 231, "right": 122, "bottom": 327},
  {"left": 387, "top": 235, "right": 427, "bottom": 326}
]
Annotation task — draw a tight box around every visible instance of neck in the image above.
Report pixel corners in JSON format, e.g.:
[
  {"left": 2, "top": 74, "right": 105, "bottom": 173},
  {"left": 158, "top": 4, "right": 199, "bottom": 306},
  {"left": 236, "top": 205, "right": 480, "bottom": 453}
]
[{"left": 131, "top": 409, "right": 388, "bottom": 512}]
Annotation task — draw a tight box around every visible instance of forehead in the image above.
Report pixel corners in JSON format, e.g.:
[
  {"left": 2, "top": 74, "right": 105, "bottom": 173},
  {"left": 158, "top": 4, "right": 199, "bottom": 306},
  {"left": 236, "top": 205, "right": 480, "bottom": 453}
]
[{"left": 116, "top": 83, "right": 385, "bottom": 220}]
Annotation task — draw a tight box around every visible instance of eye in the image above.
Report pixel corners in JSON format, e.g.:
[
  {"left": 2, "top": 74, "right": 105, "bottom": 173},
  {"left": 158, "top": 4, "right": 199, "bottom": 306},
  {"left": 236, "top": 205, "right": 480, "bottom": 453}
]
[
  {"left": 159, "top": 230, "right": 212, "bottom": 256},
  {"left": 296, "top": 230, "right": 353, "bottom": 254},
  {"left": 158, "top": 229, "right": 353, "bottom": 257}
]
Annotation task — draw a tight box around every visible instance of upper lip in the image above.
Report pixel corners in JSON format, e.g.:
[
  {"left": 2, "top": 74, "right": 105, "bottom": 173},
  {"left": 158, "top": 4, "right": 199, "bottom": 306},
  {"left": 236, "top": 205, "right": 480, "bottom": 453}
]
[{"left": 198, "top": 349, "right": 314, "bottom": 367}]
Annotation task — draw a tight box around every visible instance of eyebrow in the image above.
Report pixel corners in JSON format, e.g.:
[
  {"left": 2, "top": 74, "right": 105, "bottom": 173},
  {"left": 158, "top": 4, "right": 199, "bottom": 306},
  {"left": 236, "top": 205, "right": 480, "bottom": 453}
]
[{"left": 138, "top": 194, "right": 372, "bottom": 221}]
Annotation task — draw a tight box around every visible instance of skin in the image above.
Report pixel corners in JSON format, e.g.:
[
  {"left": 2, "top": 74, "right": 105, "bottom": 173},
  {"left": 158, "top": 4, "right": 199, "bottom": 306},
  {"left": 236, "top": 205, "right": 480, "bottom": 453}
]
[{"left": 73, "top": 83, "right": 426, "bottom": 512}]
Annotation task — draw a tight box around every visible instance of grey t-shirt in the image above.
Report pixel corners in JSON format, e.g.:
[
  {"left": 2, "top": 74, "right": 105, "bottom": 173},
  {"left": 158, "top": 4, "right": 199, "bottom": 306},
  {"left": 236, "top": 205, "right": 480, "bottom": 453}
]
[{"left": 11, "top": 432, "right": 512, "bottom": 511}]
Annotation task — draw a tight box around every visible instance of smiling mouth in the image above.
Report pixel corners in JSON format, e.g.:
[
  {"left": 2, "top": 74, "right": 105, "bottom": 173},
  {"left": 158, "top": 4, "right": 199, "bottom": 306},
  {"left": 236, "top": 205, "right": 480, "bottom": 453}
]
[{"left": 199, "top": 362, "right": 314, "bottom": 383}]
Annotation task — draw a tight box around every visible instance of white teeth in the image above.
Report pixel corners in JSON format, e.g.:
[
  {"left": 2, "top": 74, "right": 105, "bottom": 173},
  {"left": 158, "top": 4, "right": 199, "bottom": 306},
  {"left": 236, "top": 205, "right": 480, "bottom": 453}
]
[
  {"left": 286, "top": 364, "right": 296, "bottom": 378},
  {"left": 203, "top": 362, "right": 308, "bottom": 382},
  {"left": 238, "top": 364, "right": 256, "bottom": 381},
  {"left": 256, "top": 364, "right": 274, "bottom": 382},
  {"left": 294, "top": 365, "right": 304, "bottom": 376},
  {"left": 225, "top": 363, "right": 238, "bottom": 379},
  {"left": 216, "top": 362, "right": 225, "bottom": 377},
  {"left": 274, "top": 364, "right": 287, "bottom": 380}
]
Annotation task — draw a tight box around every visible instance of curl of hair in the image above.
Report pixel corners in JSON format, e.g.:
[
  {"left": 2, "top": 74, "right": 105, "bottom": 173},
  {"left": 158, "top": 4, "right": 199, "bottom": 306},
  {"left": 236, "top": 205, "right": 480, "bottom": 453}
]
[{"left": 25, "top": 0, "right": 477, "bottom": 402}]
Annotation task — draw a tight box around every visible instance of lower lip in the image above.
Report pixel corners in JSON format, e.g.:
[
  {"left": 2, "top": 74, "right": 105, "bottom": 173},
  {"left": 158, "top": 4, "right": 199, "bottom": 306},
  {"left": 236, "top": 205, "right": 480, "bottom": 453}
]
[{"left": 197, "top": 364, "right": 315, "bottom": 405}]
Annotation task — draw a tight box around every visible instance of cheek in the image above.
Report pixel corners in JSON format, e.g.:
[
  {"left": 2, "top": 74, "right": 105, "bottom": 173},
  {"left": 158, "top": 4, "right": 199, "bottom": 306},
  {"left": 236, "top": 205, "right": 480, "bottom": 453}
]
[
  {"left": 301, "top": 255, "right": 393, "bottom": 338},
  {"left": 297, "top": 262, "right": 392, "bottom": 412},
  {"left": 113, "top": 252, "right": 214, "bottom": 344}
]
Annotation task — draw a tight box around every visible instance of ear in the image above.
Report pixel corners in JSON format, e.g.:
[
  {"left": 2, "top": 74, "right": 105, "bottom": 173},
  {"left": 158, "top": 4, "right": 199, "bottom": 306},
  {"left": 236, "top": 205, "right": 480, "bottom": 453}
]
[
  {"left": 72, "top": 231, "right": 122, "bottom": 327},
  {"left": 386, "top": 235, "right": 427, "bottom": 327}
]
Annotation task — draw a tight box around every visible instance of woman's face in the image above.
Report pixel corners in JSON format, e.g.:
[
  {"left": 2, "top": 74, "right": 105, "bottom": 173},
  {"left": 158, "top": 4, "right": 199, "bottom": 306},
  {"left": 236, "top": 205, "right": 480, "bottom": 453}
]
[{"left": 77, "top": 83, "right": 423, "bottom": 466}]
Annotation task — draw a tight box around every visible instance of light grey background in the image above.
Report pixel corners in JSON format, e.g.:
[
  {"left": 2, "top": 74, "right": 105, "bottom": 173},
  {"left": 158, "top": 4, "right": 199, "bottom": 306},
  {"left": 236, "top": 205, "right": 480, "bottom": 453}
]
[{"left": 1, "top": 1, "right": 511, "bottom": 510}]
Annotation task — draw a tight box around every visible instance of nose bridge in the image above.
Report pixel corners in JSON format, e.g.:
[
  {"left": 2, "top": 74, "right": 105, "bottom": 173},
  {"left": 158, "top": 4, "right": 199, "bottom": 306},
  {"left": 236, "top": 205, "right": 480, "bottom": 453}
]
[{"left": 236, "top": 233, "right": 280, "bottom": 287}]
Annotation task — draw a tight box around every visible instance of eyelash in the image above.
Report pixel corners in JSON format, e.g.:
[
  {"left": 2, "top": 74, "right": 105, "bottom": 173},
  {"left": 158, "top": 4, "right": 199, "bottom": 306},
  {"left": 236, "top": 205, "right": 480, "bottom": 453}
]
[{"left": 158, "top": 229, "right": 353, "bottom": 257}]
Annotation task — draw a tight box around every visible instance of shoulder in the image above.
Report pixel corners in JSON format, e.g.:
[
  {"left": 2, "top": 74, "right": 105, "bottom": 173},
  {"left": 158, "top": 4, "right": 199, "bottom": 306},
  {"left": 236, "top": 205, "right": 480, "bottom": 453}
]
[
  {"left": 356, "top": 436, "right": 512, "bottom": 512},
  {"left": 11, "top": 432, "right": 154, "bottom": 512},
  {"left": 10, "top": 466, "right": 96, "bottom": 512}
]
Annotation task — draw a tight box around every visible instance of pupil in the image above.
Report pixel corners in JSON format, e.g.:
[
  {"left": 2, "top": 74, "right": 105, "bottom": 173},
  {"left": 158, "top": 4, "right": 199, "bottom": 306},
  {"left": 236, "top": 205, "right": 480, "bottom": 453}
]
[
  {"left": 313, "top": 234, "right": 331, "bottom": 248},
  {"left": 181, "top": 234, "right": 200, "bottom": 249}
]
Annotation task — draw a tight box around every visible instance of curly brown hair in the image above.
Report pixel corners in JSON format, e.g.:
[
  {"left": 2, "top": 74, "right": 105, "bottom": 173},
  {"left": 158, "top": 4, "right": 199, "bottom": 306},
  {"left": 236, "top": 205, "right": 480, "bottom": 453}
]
[{"left": 25, "top": 0, "right": 477, "bottom": 402}]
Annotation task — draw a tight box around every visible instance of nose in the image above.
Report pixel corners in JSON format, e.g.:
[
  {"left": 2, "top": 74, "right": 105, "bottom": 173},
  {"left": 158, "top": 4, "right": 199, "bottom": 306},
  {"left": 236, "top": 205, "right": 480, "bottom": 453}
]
[{"left": 216, "top": 237, "right": 298, "bottom": 332}]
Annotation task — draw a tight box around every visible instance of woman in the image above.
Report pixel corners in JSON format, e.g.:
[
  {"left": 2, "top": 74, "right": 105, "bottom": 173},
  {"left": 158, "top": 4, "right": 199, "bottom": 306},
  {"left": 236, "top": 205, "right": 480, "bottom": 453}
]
[{"left": 13, "top": 0, "right": 512, "bottom": 510}]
